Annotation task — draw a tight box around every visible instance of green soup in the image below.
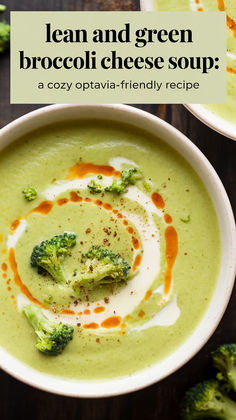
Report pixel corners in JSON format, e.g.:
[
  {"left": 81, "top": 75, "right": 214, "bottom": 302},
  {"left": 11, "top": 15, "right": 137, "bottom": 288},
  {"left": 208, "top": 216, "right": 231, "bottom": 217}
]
[
  {"left": 0, "top": 120, "right": 220, "bottom": 379},
  {"left": 155, "top": 0, "right": 236, "bottom": 127}
]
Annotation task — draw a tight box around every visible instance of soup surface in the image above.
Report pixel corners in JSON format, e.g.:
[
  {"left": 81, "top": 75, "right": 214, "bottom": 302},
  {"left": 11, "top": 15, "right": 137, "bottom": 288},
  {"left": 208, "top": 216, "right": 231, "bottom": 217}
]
[
  {"left": 0, "top": 119, "right": 220, "bottom": 379},
  {"left": 155, "top": 0, "right": 236, "bottom": 127}
]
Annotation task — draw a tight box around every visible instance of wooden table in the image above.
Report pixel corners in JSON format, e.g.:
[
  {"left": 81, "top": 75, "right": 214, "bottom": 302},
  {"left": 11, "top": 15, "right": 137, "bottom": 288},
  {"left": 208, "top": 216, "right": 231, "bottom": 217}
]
[{"left": 0, "top": 1, "right": 235, "bottom": 419}]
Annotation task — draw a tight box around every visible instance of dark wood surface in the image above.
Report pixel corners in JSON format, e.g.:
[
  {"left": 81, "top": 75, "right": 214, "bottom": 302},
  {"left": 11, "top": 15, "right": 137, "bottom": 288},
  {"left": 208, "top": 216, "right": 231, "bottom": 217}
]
[{"left": 0, "top": 1, "right": 235, "bottom": 419}]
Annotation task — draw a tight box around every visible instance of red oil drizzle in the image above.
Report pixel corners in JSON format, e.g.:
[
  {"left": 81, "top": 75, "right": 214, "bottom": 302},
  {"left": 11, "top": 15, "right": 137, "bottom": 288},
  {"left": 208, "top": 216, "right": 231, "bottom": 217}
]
[
  {"left": 138, "top": 309, "right": 145, "bottom": 318},
  {"left": 85, "top": 197, "right": 92, "bottom": 203},
  {"left": 132, "top": 237, "right": 139, "bottom": 250},
  {"left": 94, "top": 306, "right": 105, "bottom": 314},
  {"left": 217, "top": 0, "right": 224, "bottom": 10},
  {"left": 66, "top": 162, "right": 121, "bottom": 179},
  {"left": 127, "top": 226, "right": 134, "bottom": 234},
  {"left": 11, "top": 295, "right": 16, "bottom": 306},
  {"left": 152, "top": 192, "right": 165, "bottom": 209},
  {"left": 1, "top": 262, "right": 7, "bottom": 271},
  {"left": 83, "top": 322, "right": 99, "bottom": 329},
  {"left": 144, "top": 289, "right": 152, "bottom": 301},
  {"left": 70, "top": 191, "right": 82, "bottom": 202},
  {"left": 101, "top": 316, "right": 121, "bottom": 328},
  {"left": 123, "top": 220, "right": 128, "bottom": 226},
  {"left": 227, "top": 66, "right": 236, "bottom": 74},
  {"left": 94, "top": 199, "right": 103, "bottom": 206},
  {"left": 84, "top": 309, "right": 91, "bottom": 315},
  {"left": 132, "top": 254, "right": 142, "bottom": 272},
  {"left": 164, "top": 214, "right": 172, "bottom": 224},
  {"left": 10, "top": 220, "right": 20, "bottom": 231},
  {"left": 164, "top": 226, "right": 178, "bottom": 296},
  {"left": 9, "top": 248, "right": 47, "bottom": 308},
  {"left": 217, "top": 0, "right": 236, "bottom": 38},
  {"left": 3, "top": 273, "right": 7, "bottom": 279},
  {"left": 32, "top": 201, "right": 53, "bottom": 215},
  {"left": 57, "top": 198, "right": 69, "bottom": 206},
  {"left": 226, "top": 15, "right": 236, "bottom": 37},
  {"left": 62, "top": 309, "right": 75, "bottom": 315},
  {"left": 103, "top": 203, "right": 112, "bottom": 211}
]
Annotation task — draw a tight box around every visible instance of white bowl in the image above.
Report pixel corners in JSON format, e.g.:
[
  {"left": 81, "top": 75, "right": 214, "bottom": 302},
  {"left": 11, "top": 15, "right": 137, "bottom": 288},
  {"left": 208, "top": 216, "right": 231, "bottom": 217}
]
[
  {"left": 184, "top": 104, "right": 236, "bottom": 141},
  {"left": 140, "top": 0, "right": 236, "bottom": 141},
  {"left": 0, "top": 104, "right": 235, "bottom": 397}
]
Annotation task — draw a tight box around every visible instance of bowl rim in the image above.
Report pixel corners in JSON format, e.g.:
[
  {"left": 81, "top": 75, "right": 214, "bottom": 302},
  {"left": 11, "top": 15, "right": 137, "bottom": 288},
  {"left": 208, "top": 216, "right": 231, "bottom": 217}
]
[
  {"left": 140, "top": 0, "right": 156, "bottom": 11},
  {"left": 139, "top": 0, "right": 236, "bottom": 141},
  {"left": 184, "top": 104, "right": 236, "bottom": 141},
  {"left": 0, "top": 103, "right": 235, "bottom": 398}
]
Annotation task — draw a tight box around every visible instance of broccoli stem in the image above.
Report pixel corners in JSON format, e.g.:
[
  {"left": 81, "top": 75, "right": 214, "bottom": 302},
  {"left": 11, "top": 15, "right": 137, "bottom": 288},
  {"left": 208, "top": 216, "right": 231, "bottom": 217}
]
[
  {"left": 43, "top": 264, "right": 66, "bottom": 284},
  {"left": 220, "top": 396, "right": 236, "bottom": 419},
  {"left": 23, "top": 304, "right": 74, "bottom": 355},
  {"left": 74, "top": 267, "right": 124, "bottom": 291},
  {"left": 228, "top": 367, "right": 236, "bottom": 391},
  {"left": 23, "top": 304, "right": 53, "bottom": 334}
]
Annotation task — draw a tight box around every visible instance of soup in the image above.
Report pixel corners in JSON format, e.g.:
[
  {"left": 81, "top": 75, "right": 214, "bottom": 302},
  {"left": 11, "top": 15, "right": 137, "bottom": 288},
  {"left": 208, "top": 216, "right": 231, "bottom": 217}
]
[
  {"left": 0, "top": 119, "right": 220, "bottom": 379},
  {"left": 155, "top": 0, "right": 236, "bottom": 127}
]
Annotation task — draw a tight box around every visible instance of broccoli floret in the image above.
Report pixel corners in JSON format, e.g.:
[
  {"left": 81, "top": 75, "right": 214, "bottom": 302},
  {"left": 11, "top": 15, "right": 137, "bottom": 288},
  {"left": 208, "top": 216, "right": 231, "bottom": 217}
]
[
  {"left": 121, "top": 168, "right": 142, "bottom": 185},
  {"left": 73, "top": 245, "right": 130, "bottom": 292},
  {"left": 105, "top": 179, "right": 126, "bottom": 194},
  {"left": 23, "top": 304, "right": 74, "bottom": 355},
  {"left": 87, "top": 179, "right": 103, "bottom": 194},
  {"left": 22, "top": 187, "right": 37, "bottom": 201},
  {"left": 0, "top": 21, "right": 10, "bottom": 53},
  {"left": 212, "top": 344, "right": 236, "bottom": 391},
  {"left": 87, "top": 167, "right": 142, "bottom": 195},
  {"left": 31, "top": 232, "right": 77, "bottom": 283},
  {"left": 181, "top": 379, "right": 236, "bottom": 419},
  {"left": 105, "top": 168, "right": 142, "bottom": 194}
]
